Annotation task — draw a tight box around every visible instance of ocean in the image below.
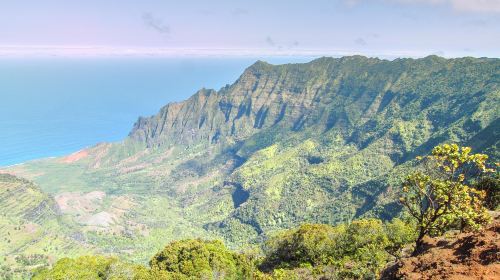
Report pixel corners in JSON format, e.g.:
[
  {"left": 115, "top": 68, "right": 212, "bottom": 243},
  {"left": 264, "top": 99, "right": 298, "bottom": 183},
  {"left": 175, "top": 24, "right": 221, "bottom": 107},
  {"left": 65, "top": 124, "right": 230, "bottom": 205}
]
[{"left": 0, "top": 56, "right": 315, "bottom": 167}]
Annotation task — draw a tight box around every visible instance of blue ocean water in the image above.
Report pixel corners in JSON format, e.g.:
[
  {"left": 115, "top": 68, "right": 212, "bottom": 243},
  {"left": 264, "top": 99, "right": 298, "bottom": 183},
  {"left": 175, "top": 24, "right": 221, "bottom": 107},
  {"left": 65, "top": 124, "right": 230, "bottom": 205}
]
[{"left": 0, "top": 56, "right": 315, "bottom": 167}]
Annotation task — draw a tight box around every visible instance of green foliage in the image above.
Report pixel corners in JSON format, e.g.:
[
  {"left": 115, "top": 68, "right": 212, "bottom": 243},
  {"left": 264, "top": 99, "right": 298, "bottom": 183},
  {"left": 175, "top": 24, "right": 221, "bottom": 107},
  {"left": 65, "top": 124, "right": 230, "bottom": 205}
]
[
  {"left": 400, "top": 144, "right": 493, "bottom": 248},
  {"left": 3, "top": 56, "right": 499, "bottom": 277},
  {"left": 261, "top": 219, "right": 415, "bottom": 279},
  {"left": 33, "top": 256, "right": 115, "bottom": 280},
  {"left": 384, "top": 218, "right": 417, "bottom": 258},
  {"left": 261, "top": 224, "right": 344, "bottom": 270},
  {"left": 32, "top": 256, "right": 170, "bottom": 280},
  {"left": 473, "top": 174, "right": 500, "bottom": 210},
  {"left": 32, "top": 218, "right": 415, "bottom": 279},
  {"left": 150, "top": 239, "right": 256, "bottom": 279}
]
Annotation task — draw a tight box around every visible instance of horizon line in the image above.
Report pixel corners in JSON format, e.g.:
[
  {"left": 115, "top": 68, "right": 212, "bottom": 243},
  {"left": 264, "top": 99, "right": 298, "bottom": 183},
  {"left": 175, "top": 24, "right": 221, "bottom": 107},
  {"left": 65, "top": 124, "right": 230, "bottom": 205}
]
[{"left": 0, "top": 45, "right": 496, "bottom": 59}]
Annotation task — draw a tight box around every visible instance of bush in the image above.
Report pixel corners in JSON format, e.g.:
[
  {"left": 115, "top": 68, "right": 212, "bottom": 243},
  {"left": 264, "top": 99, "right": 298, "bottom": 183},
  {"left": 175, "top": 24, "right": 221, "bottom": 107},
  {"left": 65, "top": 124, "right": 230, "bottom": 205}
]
[
  {"left": 474, "top": 175, "right": 500, "bottom": 210},
  {"left": 336, "top": 219, "right": 390, "bottom": 279},
  {"left": 32, "top": 256, "right": 169, "bottom": 280},
  {"left": 261, "top": 224, "right": 344, "bottom": 271},
  {"left": 150, "top": 239, "right": 256, "bottom": 279},
  {"left": 261, "top": 219, "right": 414, "bottom": 279},
  {"left": 384, "top": 218, "right": 417, "bottom": 258}
]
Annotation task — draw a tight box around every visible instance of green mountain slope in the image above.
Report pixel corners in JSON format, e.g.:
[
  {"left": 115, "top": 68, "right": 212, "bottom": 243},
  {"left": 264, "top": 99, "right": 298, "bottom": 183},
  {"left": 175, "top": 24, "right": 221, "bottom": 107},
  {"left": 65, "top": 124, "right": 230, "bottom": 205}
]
[
  {"left": 2, "top": 56, "right": 499, "bottom": 260},
  {"left": 0, "top": 174, "right": 90, "bottom": 278}
]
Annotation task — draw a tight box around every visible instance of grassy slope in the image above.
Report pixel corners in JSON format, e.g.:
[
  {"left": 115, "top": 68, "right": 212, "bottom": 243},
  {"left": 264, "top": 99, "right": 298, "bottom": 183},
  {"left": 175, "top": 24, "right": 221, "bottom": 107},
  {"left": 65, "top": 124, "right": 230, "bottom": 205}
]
[{"left": 0, "top": 174, "right": 90, "bottom": 279}]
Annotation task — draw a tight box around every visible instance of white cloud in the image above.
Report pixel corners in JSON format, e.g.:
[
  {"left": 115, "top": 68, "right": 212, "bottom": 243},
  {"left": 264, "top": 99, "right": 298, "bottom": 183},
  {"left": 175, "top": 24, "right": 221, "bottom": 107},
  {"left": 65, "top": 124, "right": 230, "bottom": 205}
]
[
  {"left": 449, "top": 0, "right": 500, "bottom": 12},
  {"left": 347, "top": 0, "right": 500, "bottom": 13}
]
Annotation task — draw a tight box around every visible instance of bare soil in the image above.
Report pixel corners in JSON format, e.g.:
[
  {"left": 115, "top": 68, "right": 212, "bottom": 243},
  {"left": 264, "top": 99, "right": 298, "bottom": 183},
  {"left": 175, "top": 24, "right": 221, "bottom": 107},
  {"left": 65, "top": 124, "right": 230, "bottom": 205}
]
[{"left": 382, "top": 217, "right": 500, "bottom": 279}]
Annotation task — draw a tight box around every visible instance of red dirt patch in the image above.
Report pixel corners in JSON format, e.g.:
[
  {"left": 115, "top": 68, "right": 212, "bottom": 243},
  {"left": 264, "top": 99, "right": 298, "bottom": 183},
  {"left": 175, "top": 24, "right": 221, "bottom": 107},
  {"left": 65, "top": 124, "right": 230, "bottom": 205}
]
[
  {"left": 382, "top": 217, "right": 500, "bottom": 279},
  {"left": 61, "top": 149, "right": 89, "bottom": 163}
]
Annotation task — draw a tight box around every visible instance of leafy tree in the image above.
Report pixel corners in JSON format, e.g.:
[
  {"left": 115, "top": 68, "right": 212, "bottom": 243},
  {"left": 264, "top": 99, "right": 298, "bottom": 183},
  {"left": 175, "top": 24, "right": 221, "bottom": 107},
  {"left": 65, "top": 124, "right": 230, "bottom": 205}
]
[
  {"left": 150, "top": 239, "right": 255, "bottom": 279},
  {"left": 260, "top": 224, "right": 344, "bottom": 271},
  {"left": 399, "top": 144, "right": 493, "bottom": 251},
  {"left": 384, "top": 218, "right": 416, "bottom": 258}
]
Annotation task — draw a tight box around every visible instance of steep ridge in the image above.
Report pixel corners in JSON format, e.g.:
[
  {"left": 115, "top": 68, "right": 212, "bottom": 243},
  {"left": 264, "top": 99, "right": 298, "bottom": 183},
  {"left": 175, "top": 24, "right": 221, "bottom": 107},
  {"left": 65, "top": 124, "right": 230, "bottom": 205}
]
[
  {"left": 124, "top": 55, "right": 500, "bottom": 243},
  {"left": 2, "top": 56, "right": 499, "bottom": 258},
  {"left": 129, "top": 56, "right": 499, "bottom": 159}
]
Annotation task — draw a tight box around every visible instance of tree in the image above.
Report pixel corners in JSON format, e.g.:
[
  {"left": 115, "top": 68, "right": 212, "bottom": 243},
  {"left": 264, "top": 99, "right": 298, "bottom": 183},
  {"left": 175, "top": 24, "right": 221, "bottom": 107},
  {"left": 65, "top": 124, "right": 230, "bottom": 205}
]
[
  {"left": 399, "top": 144, "right": 493, "bottom": 252},
  {"left": 384, "top": 218, "right": 416, "bottom": 258},
  {"left": 260, "top": 224, "right": 344, "bottom": 271},
  {"left": 150, "top": 239, "right": 255, "bottom": 280}
]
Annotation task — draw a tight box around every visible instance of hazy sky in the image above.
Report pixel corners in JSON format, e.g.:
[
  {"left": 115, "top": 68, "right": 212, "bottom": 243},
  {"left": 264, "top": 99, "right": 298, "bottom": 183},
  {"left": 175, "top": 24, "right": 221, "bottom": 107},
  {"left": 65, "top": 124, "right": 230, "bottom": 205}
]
[{"left": 1, "top": 0, "right": 499, "bottom": 57}]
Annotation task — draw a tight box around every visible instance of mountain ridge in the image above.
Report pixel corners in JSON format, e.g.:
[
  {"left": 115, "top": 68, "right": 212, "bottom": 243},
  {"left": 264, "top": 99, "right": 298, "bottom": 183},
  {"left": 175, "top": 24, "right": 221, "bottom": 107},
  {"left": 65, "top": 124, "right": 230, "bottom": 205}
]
[
  {"left": 128, "top": 55, "right": 498, "bottom": 157},
  {"left": 2, "top": 55, "right": 499, "bottom": 263}
]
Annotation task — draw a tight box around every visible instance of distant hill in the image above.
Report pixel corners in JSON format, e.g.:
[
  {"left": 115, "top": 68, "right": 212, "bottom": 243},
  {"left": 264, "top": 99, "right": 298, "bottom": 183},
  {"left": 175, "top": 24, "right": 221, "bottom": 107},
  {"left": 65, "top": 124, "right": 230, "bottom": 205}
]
[
  {"left": 0, "top": 174, "right": 89, "bottom": 278},
  {"left": 3, "top": 56, "right": 499, "bottom": 262}
]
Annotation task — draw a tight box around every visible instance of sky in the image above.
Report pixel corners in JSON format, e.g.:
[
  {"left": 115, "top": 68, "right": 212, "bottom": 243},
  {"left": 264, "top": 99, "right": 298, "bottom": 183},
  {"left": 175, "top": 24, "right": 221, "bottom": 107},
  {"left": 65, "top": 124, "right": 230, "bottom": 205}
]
[{"left": 0, "top": 0, "right": 499, "bottom": 58}]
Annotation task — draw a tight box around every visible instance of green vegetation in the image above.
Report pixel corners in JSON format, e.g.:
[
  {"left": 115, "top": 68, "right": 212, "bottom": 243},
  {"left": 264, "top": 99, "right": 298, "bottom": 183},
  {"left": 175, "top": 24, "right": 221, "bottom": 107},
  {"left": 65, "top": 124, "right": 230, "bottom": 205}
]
[
  {"left": 34, "top": 218, "right": 416, "bottom": 279},
  {"left": 474, "top": 174, "right": 500, "bottom": 210},
  {"left": 0, "top": 174, "right": 91, "bottom": 279},
  {"left": 1, "top": 56, "right": 499, "bottom": 278},
  {"left": 30, "top": 144, "right": 495, "bottom": 279},
  {"left": 32, "top": 256, "right": 168, "bottom": 280},
  {"left": 150, "top": 239, "right": 256, "bottom": 279},
  {"left": 400, "top": 144, "right": 494, "bottom": 249},
  {"left": 260, "top": 219, "right": 415, "bottom": 279},
  {"left": 7, "top": 144, "right": 495, "bottom": 279}
]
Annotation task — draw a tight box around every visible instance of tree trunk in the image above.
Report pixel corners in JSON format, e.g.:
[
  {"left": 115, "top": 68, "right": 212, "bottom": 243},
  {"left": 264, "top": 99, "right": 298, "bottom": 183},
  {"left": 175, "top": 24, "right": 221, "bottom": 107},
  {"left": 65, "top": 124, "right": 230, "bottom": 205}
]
[{"left": 412, "top": 230, "right": 426, "bottom": 256}]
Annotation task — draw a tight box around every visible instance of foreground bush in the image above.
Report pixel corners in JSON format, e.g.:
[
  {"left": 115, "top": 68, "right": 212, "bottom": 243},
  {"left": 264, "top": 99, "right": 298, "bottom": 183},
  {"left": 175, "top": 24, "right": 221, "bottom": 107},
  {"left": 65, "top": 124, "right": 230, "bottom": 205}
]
[
  {"left": 400, "top": 144, "right": 493, "bottom": 251},
  {"left": 261, "top": 224, "right": 344, "bottom": 271},
  {"left": 150, "top": 239, "right": 257, "bottom": 279},
  {"left": 32, "top": 255, "right": 169, "bottom": 280},
  {"left": 261, "top": 219, "right": 415, "bottom": 279}
]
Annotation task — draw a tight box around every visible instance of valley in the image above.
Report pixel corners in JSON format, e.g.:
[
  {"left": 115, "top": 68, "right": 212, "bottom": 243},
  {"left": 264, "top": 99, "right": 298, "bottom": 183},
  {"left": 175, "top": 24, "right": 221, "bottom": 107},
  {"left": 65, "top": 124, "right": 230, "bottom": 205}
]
[{"left": 1, "top": 55, "right": 499, "bottom": 278}]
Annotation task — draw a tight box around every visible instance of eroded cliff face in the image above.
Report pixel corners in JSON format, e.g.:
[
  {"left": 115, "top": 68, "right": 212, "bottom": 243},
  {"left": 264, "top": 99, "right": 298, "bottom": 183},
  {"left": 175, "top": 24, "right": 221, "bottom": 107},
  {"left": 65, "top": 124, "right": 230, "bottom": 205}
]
[
  {"left": 128, "top": 56, "right": 499, "bottom": 161},
  {"left": 128, "top": 57, "right": 396, "bottom": 147}
]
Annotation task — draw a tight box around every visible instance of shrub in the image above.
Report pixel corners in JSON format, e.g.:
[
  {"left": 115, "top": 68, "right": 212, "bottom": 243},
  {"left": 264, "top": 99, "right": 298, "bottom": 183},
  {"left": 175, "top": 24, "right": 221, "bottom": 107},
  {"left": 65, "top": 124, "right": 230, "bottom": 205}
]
[
  {"left": 32, "top": 256, "right": 168, "bottom": 280},
  {"left": 261, "top": 219, "right": 413, "bottom": 279},
  {"left": 150, "top": 239, "right": 255, "bottom": 279},
  {"left": 474, "top": 175, "right": 500, "bottom": 210},
  {"left": 261, "top": 224, "right": 344, "bottom": 271},
  {"left": 400, "top": 144, "right": 493, "bottom": 251}
]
